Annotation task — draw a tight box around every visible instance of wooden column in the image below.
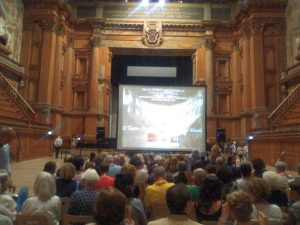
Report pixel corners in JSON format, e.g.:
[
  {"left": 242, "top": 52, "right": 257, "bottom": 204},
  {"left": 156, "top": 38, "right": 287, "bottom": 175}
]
[
  {"left": 205, "top": 39, "right": 216, "bottom": 114},
  {"left": 38, "top": 21, "right": 57, "bottom": 105},
  {"left": 231, "top": 41, "right": 241, "bottom": 114},
  {"left": 62, "top": 37, "right": 74, "bottom": 110},
  {"left": 89, "top": 37, "right": 101, "bottom": 112},
  {"left": 249, "top": 22, "right": 265, "bottom": 110},
  {"left": 20, "top": 22, "right": 33, "bottom": 99},
  {"left": 241, "top": 29, "right": 251, "bottom": 111},
  {"left": 52, "top": 24, "right": 65, "bottom": 107},
  {"left": 192, "top": 48, "right": 206, "bottom": 85}
]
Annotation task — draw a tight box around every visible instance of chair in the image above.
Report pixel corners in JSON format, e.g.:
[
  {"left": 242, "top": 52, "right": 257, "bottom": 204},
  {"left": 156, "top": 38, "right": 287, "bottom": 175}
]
[
  {"left": 62, "top": 214, "right": 94, "bottom": 225},
  {"left": 149, "top": 203, "right": 170, "bottom": 221},
  {"left": 16, "top": 187, "right": 29, "bottom": 213},
  {"left": 60, "top": 197, "right": 71, "bottom": 217},
  {"left": 15, "top": 214, "right": 48, "bottom": 225},
  {"left": 201, "top": 221, "right": 218, "bottom": 225}
]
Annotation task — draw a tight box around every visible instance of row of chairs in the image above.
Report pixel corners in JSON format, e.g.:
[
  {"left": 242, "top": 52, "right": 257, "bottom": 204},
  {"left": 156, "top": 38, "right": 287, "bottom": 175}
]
[{"left": 15, "top": 214, "right": 94, "bottom": 225}]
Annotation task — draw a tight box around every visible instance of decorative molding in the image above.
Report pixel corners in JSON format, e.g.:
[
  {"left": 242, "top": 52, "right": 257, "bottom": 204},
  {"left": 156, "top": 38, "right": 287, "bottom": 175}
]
[
  {"left": 215, "top": 76, "right": 232, "bottom": 95},
  {"left": 205, "top": 39, "right": 216, "bottom": 50},
  {"left": 67, "top": 37, "right": 75, "bottom": 48},
  {"left": 23, "top": 22, "right": 34, "bottom": 31},
  {"left": 142, "top": 21, "right": 162, "bottom": 48},
  {"left": 249, "top": 21, "right": 265, "bottom": 36},
  {"left": 231, "top": 40, "right": 239, "bottom": 51},
  {"left": 41, "top": 21, "right": 57, "bottom": 32},
  {"left": 55, "top": 24, "right": 66, "bottom": 36},
  {"left": 90, "top": 36, "right": 101, "bottom": 48},
  {"left": 240, "top": 24, "right": 250, "bottom": 39}
]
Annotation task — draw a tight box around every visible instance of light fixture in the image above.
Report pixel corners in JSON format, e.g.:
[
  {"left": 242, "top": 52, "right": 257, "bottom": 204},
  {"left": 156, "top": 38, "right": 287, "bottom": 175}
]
[
  {"left": 141, "top": 0, "right": 149, "bottom": 6},
  {"left": 47, "top": 131, "right": 53, "bottom": 135},
  {"left": 178, "top": 0, "right": 183, "bottom": 3},
  {"left": 157, "top": 0, "right": 165, "bottom": 7},
  {"left": 248, "top": 135, "right": 254, "bottom": 140},
  {"left": 77, "top": 137, "right": 81, "bottom": 141}
]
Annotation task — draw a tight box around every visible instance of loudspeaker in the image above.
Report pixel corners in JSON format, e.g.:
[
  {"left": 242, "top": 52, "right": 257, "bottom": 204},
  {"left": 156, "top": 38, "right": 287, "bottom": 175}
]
[
  {"left": 216, "top": 128, "right": 226, "bottom": 142},
  {"left": 96, "top": 127, "right": 105, "bottom": 141}
]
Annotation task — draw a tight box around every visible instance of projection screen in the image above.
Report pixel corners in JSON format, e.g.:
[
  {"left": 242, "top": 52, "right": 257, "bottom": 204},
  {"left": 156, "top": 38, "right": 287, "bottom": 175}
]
[{"left": 117, "top": 85, "right": 206, "bottom": 152}]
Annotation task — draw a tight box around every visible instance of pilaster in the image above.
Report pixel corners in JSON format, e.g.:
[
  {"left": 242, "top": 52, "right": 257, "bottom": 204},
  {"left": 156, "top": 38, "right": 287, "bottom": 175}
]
[{"left": 205, "top": 39, "right": 216, "bottom": 115}]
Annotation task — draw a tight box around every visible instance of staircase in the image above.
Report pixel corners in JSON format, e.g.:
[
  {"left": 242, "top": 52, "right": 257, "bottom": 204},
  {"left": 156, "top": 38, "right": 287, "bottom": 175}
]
[
  {"left": 268, "top": 84, "right": 300, "bottom": 132},
  {"left": 0, "top": 72, "right": 35, "bottom": 123}
]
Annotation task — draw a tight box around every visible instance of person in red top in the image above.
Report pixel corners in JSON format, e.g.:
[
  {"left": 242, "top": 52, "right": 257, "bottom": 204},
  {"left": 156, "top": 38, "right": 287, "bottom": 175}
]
[{"left": 96, "top": 163, "right": 114, "bottom": 189}]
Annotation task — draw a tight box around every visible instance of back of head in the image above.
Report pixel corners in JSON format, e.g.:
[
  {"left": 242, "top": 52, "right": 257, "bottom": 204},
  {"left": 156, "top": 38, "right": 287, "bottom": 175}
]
[
  {"left": 33, "top": 171, "right": 56, "bottom": 201},
  {"left": 153, "top": 166, "right": 165, "bottom": 179},
  {"left": 193, "top": 168, "right": 206, "bottom": 186},
  {"left": 275, "top": 161, "right": 286, "bottom": 173},
  {"left": 81, "top": 168, "right": 99, "bottom": 186},
  {"left": 177, "top": 161, "right": 187, "bottom": 172},
  {"left": 166, "top": 184, "right": 191, "bottom": 214},
  {"left": 248, "top": 177, "right": 270, "bottom": 202},
  {"left": 289, "top": 178, "right": 300, "bottom": 195},
  {"left": 216, "top": 166, "right": 233, "bottom": 184},
  {"left": 199, "top": 176, "right": 222, "bottom": 212},
  {"left": 129, "top": 155, "right": 143, "bottom": 168},
  {"left": 43, "top": 161, "right": 57, "bottom": 175},
  {"left": 103, "top": 155, "right": 114, "bottom": 165},
  {"left": 93, "top": 187, "right": 127, "bottom": 225},
  {"left": 59, "top": 162, "right": 76, "bottom": 180},
  {"left": 114, "top": 173, "right": 134, "bottom": 198},
  {"left": 239, "top": 162, "right": 252, "bottom": 178},
  {"left": 0, "top": 169, "right": 10, "bottom": 194},
  {"left": 121, "top": 164, "right": 136, "bottom": 177},
  {"left": 227, "top": 191, "right": 253, "bottom": 223},
  {"left": 251, "top": 158, "right": 265, "bottom": 177},
  {"left": 0, "top": 127, "right": 16, "bottom": 145},
  {"left": 68, "top": 156, "right": 84, "bottom": 171},
  {"left": 263, "top": 170, "right": 288, "bottom": 192}
]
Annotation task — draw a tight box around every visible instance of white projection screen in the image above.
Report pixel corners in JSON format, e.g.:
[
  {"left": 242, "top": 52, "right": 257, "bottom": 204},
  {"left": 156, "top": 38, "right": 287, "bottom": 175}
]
[{"left": 117, "top": 85, "right": 206, "bottom": 152}]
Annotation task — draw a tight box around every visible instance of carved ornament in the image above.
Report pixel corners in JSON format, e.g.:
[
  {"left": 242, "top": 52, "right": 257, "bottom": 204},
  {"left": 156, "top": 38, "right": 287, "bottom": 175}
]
[
  {"left": 231, "top": 40, "right": 239, "bottom": 51},
  {"left": 240, "top": 25, "right": 250, "bottom": 39},
  {"left": 23, "top": 22, "right": 34, "bottom": 31},
  {"left": 249, "top": 21, "right": 265, "bottom": 35},
  {"left": 41, "top": 21, "right": 57, "bottom": 32},
  {"left": 215, "top": 77, "right": 232, "bottom": 95},
  {"left": 142, "top": 22, "right": 162, "bottom": 48},
  {"left": 55, "top": 24, "right": 66, "bottom": 36},
  {"left": 205, "top": 39, "right": 216, "bottom": 50},
  {"left": 67, "top": 37, "right": 74, "bottom": 47},
  {"left": 90, "top": 37, "right": 101, "bottom": 48}
]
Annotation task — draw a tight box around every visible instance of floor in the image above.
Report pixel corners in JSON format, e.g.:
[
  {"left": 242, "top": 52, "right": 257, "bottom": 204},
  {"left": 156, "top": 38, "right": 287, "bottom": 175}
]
[{"left": 10, "top": 153, "right": 298, "bottom": 196}]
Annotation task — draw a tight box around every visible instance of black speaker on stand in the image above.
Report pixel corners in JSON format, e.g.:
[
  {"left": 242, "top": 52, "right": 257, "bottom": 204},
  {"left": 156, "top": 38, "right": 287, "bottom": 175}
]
[
  {"left": 96, "top": 127, "right": 105, "bottom": 142},
  {"left": 216, "top": 128, "right": 226, "bottom": 143}
]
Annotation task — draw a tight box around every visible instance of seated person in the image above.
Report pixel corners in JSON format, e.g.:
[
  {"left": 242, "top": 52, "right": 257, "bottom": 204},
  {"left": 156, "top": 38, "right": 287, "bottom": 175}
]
[
  {"left": 284, "top": 179, "right": 300, "bottom": 225},
  {"left": 0, "top": 169, "right": 16, "bottom": 222},
  {"left": 19, "top": 172, "right": 61, "bottom": 225},
  {"left": 86, "top": 187, "right": 128, "bottom": 225},
  {"left": 218, "top": 190, "right": 268, "bottom": 225},
  {"left": 56, "top": 163, "right": 79, "bottom": 197},
  {"left": 68, "top": 169, "right": 99, "bottom": 215},
  {"left": 148, "top": 184, "right": 202, "bottom": 225},
  {"left": 195, "top": 176, "right": 223, "bottom": 222}
]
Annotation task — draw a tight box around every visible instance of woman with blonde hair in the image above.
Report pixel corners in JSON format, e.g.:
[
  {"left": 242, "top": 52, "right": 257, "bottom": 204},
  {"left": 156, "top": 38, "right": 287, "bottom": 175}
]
[{"left": 20, "top": 171, "right": 61, "bottom": 225}]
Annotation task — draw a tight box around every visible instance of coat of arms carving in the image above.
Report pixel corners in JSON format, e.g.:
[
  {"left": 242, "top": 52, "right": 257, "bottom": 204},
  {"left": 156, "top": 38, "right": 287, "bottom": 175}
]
[{"left": 142, "top": 22, "right": 162, "bottom": 47}]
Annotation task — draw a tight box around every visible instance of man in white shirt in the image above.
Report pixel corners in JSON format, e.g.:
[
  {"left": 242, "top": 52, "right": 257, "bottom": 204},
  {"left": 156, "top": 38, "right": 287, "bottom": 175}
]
[{"left": 54, "top": 136, "right": 62, "bottom": 158}]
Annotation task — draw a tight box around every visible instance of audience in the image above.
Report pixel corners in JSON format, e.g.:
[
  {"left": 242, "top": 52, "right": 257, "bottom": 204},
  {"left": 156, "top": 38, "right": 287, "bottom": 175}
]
[
  {"left": 284, "top": 179, "right": 300, "bottom": 225},
  {"left": 195, "top": 176, "right": 223, "bottom": 222},
  {"left": 216, "top": 166, "right": 239, "bottom": 200},
  {"left": 19, "top": 171, "right": 61, "bottom": 225},
  {"left": 252, "top": 158, "right": 266, "bottom": 178},
  {"left": 148, "top": 184, "right": 202, "bottom": 225},
  {"left": 56, "top": 162, "right": 78, "bottom": 197},
  {"left": 247, "top": 177, "right": 283, "bottom": 224},
  {"left": 173, "top": 161, "right": 189, "bottom": 184},
  {"left": 0, "top": 169, "right": 16, "bottom": 222},
  {"left": 87, "top": 187, "right": 128, "bottom": 225},
  {"left": 114, "top": 173, "right": 147, "bottom": 225},
  {"left": 68, "top": 168, "right": 99, "bottom": 216},
  {"left": 187, "top": 168, "right": 206, "bottom": 202},
  {"left": 144, "top": 166, "right": 174, "bottom": 219},
  {"left": 43, "top": 161, "right": 57, "bottom": 176},
  {"left": 96, "top": 163, "right": 115, "bottom": 189},
  {"left": 236, "top": 162, "right": 253, "bottom": 192},
  {"left": 275, "top": 161, "right": 288, "bottom": 177}
]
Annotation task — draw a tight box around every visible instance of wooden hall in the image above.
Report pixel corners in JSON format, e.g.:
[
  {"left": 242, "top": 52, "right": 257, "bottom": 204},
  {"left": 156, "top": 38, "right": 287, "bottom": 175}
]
[{"left": 0, "top": 0, "right": 299, "bottom": 170}]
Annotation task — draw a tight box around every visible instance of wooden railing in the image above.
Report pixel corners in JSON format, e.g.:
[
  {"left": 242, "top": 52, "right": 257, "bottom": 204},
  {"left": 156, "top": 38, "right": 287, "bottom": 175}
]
[
  {"left": 0, "top": 72, "right": 35, "bottom": 120},
  {"left": 268, "top": 83, "right": 300, "bottom": 127}
]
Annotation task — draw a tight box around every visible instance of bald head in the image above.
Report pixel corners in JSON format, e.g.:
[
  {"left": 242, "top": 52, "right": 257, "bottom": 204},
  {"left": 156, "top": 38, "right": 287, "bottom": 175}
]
[{"left": 0, "top": 127, "right": 16, "bottom": 146}]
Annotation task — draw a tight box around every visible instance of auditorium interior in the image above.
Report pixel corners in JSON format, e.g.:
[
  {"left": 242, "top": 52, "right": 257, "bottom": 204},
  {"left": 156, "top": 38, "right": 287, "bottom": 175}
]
[{"left": 0, "top": 0, "right": 300, "bottom": 172}]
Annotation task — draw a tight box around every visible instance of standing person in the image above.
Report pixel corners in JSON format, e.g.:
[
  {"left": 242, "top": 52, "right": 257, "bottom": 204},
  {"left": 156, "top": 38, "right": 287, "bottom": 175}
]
[
  {"left": 54, "top": 136, "right": 62, "bottom": 159},
  {"left": 0, "top": 127, "right": 16, "bottom": 193},
  {"left": 237, "top": 146, "right": 244, "bottom": 162}
]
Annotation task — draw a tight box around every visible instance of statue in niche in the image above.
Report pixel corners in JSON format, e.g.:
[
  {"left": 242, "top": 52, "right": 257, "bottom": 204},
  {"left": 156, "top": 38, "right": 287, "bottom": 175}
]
[
  {"left": 252, "top": 112, "right": 260, "bottom": 129},
  {"left": 0, "top": 16, "right": 8, "bottom": 45}
]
